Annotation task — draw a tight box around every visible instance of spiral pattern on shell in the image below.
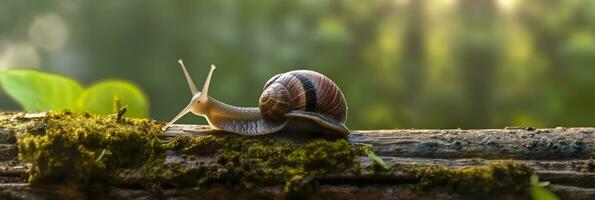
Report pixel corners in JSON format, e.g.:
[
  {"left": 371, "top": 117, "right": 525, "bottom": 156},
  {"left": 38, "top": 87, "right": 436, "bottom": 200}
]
[
  {"left": 259, "top": 82, "right": 290, "bottom": 121},
  {"left": 258, "top": 70, "right": 347, "bottom": 123}
]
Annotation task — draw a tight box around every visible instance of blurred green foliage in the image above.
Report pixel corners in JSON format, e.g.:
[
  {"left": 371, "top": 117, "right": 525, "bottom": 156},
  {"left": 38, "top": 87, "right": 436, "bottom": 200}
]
[
  {"left": 1, "top": 0, "right": 595, "bottom": 129},
  {"left": 530, "top": 174, "right": 559, "bottom": 200},
  {"left": 364, "top": 148, "right": 390, "bottom": 170},
  {"left": 76, "top": 80, "right": 148, "bottom": 117},
  {"left": 0, "top": 69, "right": 83, "bottom": 111},
  {"left": 0, "top": 69, "right": 148, "bottom": 118}
]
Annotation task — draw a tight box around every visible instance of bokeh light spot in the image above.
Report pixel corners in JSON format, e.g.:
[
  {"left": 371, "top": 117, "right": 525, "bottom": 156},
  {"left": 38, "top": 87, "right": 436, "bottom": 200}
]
[
  {"left": 28, "top": 13, "right": 70, "bottom": 51},
  {"left": 0, "top": 42, "right": 40, "bottom": 68}
]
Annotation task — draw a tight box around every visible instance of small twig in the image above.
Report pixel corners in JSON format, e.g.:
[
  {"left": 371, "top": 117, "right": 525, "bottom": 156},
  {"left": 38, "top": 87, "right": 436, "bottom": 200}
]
[
  {"left": 113, "top": 96, "right": 122, "bottom": 113},
  {"left": 116, "top": 105, "right": 128, "bottom": 123},
  {"left": 113, "top": 96, "right": 128, "bottom": 123}
]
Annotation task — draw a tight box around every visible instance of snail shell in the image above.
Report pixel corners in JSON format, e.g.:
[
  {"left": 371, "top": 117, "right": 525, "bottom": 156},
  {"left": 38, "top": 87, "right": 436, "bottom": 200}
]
[{"left": 258, "top": 70, "right": 349, "bottom": 136}]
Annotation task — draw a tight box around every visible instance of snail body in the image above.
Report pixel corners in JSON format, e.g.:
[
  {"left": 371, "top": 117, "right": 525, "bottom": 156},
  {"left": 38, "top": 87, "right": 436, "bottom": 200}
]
[{"left": 164, "top": 60, "right": 349, "bottom": 138}]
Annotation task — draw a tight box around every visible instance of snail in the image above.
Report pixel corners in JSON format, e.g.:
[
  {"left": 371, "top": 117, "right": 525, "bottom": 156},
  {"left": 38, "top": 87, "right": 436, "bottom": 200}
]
[{"left": 163, "top": 59, "right": 349, "bottom": 138}]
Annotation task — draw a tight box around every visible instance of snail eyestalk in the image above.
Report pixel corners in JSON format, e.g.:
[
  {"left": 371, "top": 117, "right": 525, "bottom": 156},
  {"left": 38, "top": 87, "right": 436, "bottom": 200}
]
[
  {"left": 178, "top": 59, "right": 199, "bottom": 95},
  {"left": 198, "top": 64, "right": 216, "bottom": 101},
  {"left": 163, "top": 104, "right": 192, "bottom": 131}
]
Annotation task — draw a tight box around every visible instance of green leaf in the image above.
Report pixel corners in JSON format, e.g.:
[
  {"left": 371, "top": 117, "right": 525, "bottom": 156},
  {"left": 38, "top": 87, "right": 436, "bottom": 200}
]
[
  {"left": 0, "top": 69, "right": 84, "bottom": 112},
  {"left": 531, "top": 174, "right": 559, "bottom": 200},
  {"left": 364, "top": 148, "right": 390, "bottom": 170},
  {"left": 76, "top": 80, "right": 148, "bottom": 118}
]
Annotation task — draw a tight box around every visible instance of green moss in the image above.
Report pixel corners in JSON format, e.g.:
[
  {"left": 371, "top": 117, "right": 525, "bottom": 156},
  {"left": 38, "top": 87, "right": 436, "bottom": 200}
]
[
  {"left": 283, "top": 175, "right": 318, "bottom": 200},
  {"left": 17, "top": 111, "right": 164, "bottom": 191},
  {"left": 160, "top": 134, "right": 533, "bottom": 197},
  {"left": 408, "top": 161, "right": 533, "bottom": 196},
  {"left": 166, "top": 135, "right": 224, "bottom": 156},
  {"left": 12, "top": 112, "right": 536, "bottom": 198},
  {"left": 14, "top": 111, "right": 359, "bottom": 198},
  {"left": 158, "top": 134, "right": 359, "bottom": 197}
]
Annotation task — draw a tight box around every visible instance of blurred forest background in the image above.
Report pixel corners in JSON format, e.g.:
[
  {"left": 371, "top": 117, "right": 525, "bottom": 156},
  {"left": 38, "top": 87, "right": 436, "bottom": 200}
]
[{"left": 1, "top": 0, "right": 595, "bottom": 129}]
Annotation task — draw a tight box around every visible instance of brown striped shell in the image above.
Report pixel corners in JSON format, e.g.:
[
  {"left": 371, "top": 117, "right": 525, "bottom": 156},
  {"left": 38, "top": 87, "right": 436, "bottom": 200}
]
[{"left": 258, "top": 70, "right": 347, "bottom": 124}]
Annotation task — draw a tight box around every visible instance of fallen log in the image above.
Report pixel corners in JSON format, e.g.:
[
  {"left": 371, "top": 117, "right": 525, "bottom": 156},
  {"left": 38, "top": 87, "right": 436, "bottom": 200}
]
[{"left": 0, "top": 112, "right": 593, "bottom": 199}]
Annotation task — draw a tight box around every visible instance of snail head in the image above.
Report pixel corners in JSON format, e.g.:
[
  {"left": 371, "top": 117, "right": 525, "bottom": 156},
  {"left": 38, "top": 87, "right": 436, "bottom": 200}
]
[{"left": 164, "top": 59, "right": 216, "bottom": 129}]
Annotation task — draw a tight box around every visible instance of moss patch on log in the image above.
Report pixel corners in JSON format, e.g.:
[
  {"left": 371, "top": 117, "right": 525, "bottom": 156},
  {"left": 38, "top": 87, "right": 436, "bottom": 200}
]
[
  {"left": 160, "top": 134, "right": 360, "bottom": 198},
  {"left": 15, "top": 112, "right": 360, "bottom": 197},
  {"left": 407, "top": 161, "right": 533, "bottom": 196},
  {"left": 17, "top": 111, "right": 164, "bottom": 191},
  {"left": 13, "top": 112, "right": 539, "bottom": 198}
]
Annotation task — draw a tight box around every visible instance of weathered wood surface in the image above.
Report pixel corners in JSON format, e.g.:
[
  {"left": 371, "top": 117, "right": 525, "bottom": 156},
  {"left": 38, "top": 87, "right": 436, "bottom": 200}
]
[
  {"left": 166, "top": 125, "right": 595, "bottom": 188},
  {"left": 166, "top": 125, "right": 595, "bottom": 159},
  {"left": 0, "top": 113, "right": 593, "bottom": 199}
]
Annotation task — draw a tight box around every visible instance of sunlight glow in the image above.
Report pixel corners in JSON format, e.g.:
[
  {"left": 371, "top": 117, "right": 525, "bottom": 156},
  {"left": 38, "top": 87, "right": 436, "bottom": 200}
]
[
  {"left": 498, "top": 0, "right": 516, "bottom": 12},
  {"left": 442, "top": 0, "right": 457, "bottom": 7}
]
